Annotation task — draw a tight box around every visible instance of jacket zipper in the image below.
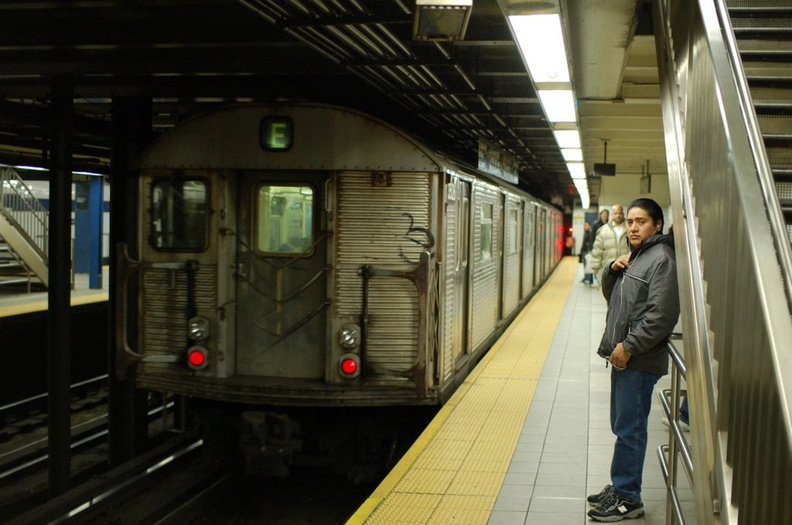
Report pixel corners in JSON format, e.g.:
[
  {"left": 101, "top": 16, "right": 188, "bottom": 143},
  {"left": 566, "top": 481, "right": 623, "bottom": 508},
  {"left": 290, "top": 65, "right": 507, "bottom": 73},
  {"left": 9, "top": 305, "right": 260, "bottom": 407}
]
[{"left": 607, "top": 248, "right": 642, "bottom": 350}]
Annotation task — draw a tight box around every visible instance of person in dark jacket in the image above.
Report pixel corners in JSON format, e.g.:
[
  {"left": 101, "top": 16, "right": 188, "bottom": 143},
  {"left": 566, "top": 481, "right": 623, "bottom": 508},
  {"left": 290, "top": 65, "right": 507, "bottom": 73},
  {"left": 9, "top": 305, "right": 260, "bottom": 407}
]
[
  {"left": 579, "top": 221, "right": 595, "bottom": 284},
  {"left": 587, "top": 198, "right": 680, "bottom": 522},
  {"left": 592, "top": 207, "right": 610, "bottom": 238}
]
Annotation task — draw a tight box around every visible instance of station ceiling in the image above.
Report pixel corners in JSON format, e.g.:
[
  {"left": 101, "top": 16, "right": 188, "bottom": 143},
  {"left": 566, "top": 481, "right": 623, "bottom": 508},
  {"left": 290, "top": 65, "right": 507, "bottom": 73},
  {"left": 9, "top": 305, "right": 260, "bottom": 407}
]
[{"left": 0, "top": 0, "right": 663, "bottom": 208}]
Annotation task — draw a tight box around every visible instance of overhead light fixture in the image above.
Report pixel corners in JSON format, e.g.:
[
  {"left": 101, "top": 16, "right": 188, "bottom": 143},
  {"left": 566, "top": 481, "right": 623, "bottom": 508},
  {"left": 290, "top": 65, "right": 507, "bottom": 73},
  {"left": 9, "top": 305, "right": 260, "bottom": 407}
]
[
  {"left": 508, "top": 14, "right": 570, "bottom": 83},
  {"left": 561, "top": 148, "right": 583, "bottom": 162},
  {"left": 538, "top": 90, "right": 576, "bottom": 122},
  {"left": 413, "top": 0, "right": 473, "bottom": 41},
  {"left": 567, "top": 162, "right": 586, "bottom": 178},
  {"left": 553, "top": 129, "right": 581, "bottom": 148},
  {"left": 500, "top": 2, "right": 589, "bottom": 207}
]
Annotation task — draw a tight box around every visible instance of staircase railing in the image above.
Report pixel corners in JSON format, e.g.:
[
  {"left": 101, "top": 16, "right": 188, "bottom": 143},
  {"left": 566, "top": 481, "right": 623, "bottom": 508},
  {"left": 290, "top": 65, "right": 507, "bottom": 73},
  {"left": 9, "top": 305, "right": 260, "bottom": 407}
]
[
  {"left": 0, "top": 167, "right": 48, "bottom": 261},
  {"left": 654, "top": 0, "right": 792, "bottom": 523}
]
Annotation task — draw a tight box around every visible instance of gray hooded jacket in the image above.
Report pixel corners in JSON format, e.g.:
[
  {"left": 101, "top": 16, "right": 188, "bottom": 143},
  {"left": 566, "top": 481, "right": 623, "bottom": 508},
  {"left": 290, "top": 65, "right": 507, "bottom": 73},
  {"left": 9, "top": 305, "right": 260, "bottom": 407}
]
[{"left": 597, "top": 233, "right": 679, "bottom": 375}]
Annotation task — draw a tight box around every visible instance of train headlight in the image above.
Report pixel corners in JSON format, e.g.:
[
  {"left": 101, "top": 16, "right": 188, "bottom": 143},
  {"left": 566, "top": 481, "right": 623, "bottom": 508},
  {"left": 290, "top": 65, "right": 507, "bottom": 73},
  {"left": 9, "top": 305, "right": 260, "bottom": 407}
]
[
  {"left": 187, "top": 345, "right": 208, "bottom": 370},
  {"left": 338, "top": 353, "right": 361, "bottom": 379},
  {"left": 338, "top": 323, "right": 361, "bottom": 350},
  {"left": 187, "top": 316, "right": 210, "bottom": 341}
]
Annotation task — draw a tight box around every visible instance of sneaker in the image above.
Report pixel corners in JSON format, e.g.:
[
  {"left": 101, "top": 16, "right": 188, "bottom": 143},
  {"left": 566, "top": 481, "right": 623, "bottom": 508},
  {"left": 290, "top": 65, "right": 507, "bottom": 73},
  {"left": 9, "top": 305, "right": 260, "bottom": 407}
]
[
  {"left": 587, "top": 484, "right": 614, "bottom": 506},
  {"left": 588, "top": 493, "right": 644, "bottom": 522}
]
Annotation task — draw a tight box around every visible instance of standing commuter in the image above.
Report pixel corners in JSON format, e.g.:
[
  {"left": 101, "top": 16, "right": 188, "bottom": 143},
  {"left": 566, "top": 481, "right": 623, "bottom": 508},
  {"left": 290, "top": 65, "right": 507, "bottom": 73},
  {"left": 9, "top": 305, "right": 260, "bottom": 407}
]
[
  {"left": 589, "top": 205, "right": 628, "bottom": 286},
  {"left": 592, "top": 208, "right": 609, "bottom": 238},
  {"left": 579, "top": 221, "right": 595, "bottom": 285},
  {"left": 587, "top": 198, "right": 680, "bottom": 522}
]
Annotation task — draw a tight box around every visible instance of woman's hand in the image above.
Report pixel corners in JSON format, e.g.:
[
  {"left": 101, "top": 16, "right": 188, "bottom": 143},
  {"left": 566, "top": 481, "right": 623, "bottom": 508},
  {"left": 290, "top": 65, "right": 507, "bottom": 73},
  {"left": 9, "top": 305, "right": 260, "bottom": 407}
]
[{"left": 610, "top": 254, "right": 631, "bottom": 272}]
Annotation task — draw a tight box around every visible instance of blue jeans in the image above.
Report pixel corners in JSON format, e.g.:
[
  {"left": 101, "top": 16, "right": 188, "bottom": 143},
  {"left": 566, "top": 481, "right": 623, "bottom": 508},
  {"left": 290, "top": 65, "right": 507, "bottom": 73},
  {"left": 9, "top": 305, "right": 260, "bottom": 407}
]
[
  {"left": 680, "top": 396, "right": 689, "bottom": 424},
  {"left": 610, "top": 368, "right": 661, "bottom": 503}
]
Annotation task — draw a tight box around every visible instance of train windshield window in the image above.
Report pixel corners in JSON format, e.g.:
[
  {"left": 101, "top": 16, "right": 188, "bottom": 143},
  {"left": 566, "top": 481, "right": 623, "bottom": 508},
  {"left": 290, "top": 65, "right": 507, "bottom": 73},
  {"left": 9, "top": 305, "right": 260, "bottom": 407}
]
[
  {"left": 257, "top": 184, "right": 314, "bottom": 255},
  {"left": 150, "top": 179, "right": 207, "bottom": 251}
]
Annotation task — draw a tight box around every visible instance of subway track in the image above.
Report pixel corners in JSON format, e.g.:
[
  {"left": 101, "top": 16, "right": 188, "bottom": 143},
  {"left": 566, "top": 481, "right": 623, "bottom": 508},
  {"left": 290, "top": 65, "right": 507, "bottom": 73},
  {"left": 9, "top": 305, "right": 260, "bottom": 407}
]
[
  {"left": 3, "top": 430, "right": 383, "bottom": 524},
  {"left": 0, "top": 392, "right": 426, "bottom": 524}
]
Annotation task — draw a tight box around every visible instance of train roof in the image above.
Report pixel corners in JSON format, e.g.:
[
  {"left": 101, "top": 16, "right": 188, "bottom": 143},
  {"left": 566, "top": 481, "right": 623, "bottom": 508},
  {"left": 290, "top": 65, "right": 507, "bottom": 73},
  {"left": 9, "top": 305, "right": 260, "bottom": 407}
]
[{"left": 137, "top": 103, "right": 445, "bottom": 173}]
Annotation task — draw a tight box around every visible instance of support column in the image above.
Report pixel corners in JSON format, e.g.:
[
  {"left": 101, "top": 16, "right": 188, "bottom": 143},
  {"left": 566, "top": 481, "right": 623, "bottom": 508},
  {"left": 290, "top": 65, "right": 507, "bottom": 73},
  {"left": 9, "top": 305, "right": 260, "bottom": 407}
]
[
  {"left": 74, "top": 176, "right": 104, "bottom": 288},
  {"left": 108, "top": 95, "right": 152, "bottom": 466},
  {"left": 47, "top": 75, "right": 73, "bottom": 498}
]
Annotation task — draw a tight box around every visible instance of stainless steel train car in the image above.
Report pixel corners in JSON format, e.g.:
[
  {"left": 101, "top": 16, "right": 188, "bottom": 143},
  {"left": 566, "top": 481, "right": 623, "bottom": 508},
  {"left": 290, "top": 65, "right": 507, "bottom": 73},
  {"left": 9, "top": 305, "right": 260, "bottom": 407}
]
[{"left": 118, "top": 103, "right": 563, "bottom": 475}]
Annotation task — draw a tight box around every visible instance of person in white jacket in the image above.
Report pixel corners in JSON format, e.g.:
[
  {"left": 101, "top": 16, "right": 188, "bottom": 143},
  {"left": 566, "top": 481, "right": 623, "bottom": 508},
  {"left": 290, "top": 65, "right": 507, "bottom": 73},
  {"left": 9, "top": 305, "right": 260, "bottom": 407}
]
[{"left": 589, "top": 204, "right": 629, "bottom": 284}]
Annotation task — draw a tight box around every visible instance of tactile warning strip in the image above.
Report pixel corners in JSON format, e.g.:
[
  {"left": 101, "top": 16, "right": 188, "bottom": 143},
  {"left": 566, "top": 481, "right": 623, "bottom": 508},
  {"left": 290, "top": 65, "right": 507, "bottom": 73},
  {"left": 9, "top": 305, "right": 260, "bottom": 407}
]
[{"left": 347, "top": 257, "right": 576, "bottom": 525}]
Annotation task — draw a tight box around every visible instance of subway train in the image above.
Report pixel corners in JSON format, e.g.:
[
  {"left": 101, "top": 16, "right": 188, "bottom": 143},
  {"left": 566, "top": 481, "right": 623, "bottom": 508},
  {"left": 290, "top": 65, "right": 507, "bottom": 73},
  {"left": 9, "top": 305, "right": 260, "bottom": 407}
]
[{"left": 117, "top": 102, "right": 563, "bottom": 476}]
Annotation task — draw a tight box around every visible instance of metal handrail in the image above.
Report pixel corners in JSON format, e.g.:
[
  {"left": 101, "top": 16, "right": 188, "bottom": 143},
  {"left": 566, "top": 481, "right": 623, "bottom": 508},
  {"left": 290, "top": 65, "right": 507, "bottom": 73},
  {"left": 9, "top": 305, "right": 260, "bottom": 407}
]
[
  {"left": 712, "top": 0, "right": 792, "bottom": 312},
  {"left": 657, "top": 337, "right": 692, "bottom": 525}
]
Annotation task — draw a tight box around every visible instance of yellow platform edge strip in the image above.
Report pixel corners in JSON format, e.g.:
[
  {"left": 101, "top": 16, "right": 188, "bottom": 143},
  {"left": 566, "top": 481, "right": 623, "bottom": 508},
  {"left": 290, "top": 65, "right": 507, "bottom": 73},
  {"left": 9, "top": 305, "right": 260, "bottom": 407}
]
[
  {"left": 0, "top": 292, "right": 109, "bottom": 317},
  {"left": 345, "top": 256, "right": 577, "bottom": 524}
]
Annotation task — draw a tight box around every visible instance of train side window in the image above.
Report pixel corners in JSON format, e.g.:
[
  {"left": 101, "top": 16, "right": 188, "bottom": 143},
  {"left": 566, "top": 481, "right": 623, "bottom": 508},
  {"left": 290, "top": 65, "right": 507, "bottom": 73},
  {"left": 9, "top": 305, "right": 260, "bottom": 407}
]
[
  {"left": 150, "top": 179, "right": 207, "bottom": 251},
  {"left": 507, "top": 208, "right": 519, "bottom": 254},
  {"left": 256, "top": 184, "right": 314, "bottom": 255},
  {"left": 480, "top": 203, "right": 493, "bottom": 260}
]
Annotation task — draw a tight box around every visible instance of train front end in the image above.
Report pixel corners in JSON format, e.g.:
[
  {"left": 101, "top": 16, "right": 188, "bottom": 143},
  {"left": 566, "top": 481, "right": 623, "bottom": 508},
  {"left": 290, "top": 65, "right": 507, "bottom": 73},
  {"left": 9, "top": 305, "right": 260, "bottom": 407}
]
[{"left": 119, "top": 104, "right": 445, "bottom": 412}]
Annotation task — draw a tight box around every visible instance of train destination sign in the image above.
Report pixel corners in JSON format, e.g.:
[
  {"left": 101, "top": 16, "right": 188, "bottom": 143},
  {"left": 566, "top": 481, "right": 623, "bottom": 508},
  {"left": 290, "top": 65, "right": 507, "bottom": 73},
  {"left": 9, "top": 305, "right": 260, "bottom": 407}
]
[{"left": 260, "top": 117, "right": 293, "bottom": 151}]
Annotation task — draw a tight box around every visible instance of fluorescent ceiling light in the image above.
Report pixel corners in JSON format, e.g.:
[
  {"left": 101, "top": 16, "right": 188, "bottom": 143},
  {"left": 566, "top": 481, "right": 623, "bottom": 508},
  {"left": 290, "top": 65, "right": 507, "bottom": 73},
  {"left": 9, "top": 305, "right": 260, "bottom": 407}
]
[
  {"left": 553, "top": 129, "right": 581, "bottom": 148},
  {"left": 538, "top": 90, "right": 576, "bottom": 122},
  {"left": 567, "top": 161, "right": 586, "bottom": 177},
  {"left": 414, "top": 0, "right": 473, "bottom": 41},
  {"left": 562, "top": 148, "right": 583, "bottom": 162},
  {"left": 509, "top": 14, "right": 570, "bottom": 83},
  {"left": 578, "top": 192, "right": 590, "bottom": 210}
]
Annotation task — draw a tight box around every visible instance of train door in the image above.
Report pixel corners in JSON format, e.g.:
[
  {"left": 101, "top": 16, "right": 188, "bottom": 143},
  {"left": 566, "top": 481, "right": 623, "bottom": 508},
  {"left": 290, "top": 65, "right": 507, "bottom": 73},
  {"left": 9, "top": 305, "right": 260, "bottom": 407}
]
[
  {"left": 234, "top": 172, "right": 328, "bottom": 378},
  {"left": 496, "top": 193, "right": 506, "bottom": 320},
  {"left": 534, "top": 207, "right": 546, "bottom": 285},
  {"left": 501, "top": 195, "right": 522, "bottom": 315},
  {"left": 450, "top": 178, "right": 471, "bottom": 367},
  {"left": 521, "top": 202, "right": 536, "bottom": 297}
]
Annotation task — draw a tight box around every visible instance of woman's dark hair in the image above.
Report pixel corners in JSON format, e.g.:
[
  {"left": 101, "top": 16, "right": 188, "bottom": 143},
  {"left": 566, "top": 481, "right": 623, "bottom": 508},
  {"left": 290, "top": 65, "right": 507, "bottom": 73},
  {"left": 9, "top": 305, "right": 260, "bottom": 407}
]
[{"left": 627, "top": 198, "right": 664, "bottom": 228}]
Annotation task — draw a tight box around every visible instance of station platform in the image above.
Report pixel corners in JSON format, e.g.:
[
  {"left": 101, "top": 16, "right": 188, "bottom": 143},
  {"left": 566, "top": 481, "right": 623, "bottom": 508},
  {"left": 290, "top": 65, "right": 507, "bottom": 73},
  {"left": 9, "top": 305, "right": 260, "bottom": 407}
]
[
  {"left": 0, "top": 269, "right": 108, "bottom": 318},
  {"left": 347, "top": 256, "right": 694, "bottom": 525}
]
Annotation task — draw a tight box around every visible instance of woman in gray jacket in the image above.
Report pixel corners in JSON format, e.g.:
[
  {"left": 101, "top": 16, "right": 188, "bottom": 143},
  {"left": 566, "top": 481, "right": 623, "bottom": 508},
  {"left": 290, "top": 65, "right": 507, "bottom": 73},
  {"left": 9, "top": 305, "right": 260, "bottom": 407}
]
[{"left": 587, "top": 198, "right": 680, "bottom": 522}]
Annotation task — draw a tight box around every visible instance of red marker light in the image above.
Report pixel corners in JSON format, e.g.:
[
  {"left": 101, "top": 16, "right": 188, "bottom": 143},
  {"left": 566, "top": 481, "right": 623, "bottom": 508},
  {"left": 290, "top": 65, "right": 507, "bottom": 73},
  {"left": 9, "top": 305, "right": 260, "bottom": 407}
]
[
  {"left": 338, "top": 353, "right": 361, "bottom": 378},
  {"left": 189, "top": 351, "right": 205, "bottom": 367},
  {"left": 341, "top": 358, "right": 358, "bottom": 375},
  {"left": 187, "top": 346, "right": 208, "bottom": 370}
]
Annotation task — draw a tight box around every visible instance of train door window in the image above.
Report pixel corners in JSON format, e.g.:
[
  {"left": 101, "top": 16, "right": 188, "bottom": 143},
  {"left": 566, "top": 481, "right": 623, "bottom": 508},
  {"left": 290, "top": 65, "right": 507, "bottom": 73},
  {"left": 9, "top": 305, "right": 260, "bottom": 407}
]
[
  {"left": 507, "top": 208, "right": 519, "bottom": 254},
  {"left": 150, "top": 179, "right": 207, "bottom": 251},
  {"left": 256, "top": 184, "right": 314, "bottom": 255},
  {"left": 480, "top": 203, "right": 493, "bottom": 260}
]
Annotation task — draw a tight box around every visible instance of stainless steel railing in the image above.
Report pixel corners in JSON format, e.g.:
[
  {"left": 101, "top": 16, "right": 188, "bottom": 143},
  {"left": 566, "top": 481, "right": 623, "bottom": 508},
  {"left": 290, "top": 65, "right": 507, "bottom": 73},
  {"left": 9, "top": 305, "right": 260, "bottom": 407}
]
[
  {"left": 0, "top": 167, "right": 48, "bottom": 261},
  {"left": 654, "top": 0, "right": 792, "bottom": 523}
]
